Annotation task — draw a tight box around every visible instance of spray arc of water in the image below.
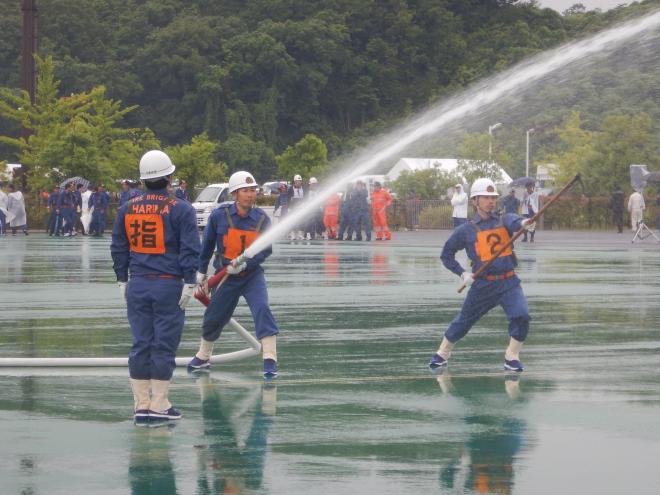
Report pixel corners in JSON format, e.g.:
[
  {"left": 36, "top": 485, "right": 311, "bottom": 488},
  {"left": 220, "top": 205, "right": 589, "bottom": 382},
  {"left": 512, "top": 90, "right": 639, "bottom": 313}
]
[{"left": 245, "top": 10, "right": 660, "bottom": 258}]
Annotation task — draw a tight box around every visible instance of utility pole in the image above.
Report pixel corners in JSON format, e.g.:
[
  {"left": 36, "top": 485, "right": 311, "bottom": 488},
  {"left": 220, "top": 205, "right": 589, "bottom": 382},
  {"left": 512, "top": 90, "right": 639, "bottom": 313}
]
[
  {"left": 526, "top": 128, "right": 535, "bottom": 178},
  {"left": 18, "top": 0, "right": 38, "bottom": 190}
]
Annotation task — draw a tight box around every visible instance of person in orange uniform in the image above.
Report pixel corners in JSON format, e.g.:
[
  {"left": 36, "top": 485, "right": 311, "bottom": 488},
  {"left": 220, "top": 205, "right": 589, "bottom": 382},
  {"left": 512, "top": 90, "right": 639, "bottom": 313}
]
[
  {"left": 371, "top": 182, "right": 393, "bottom": 240},
  {"left": 323, "top": 192, "right": 341, "bottom": 239}
]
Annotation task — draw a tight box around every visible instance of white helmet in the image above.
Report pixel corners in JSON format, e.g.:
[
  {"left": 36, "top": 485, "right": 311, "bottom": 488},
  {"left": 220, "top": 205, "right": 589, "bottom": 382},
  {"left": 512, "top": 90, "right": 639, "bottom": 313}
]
[
  {"left": 309, "top": 177, "right": 318, "bottom": 184},
  {"left": 139, "top": 150, "right": 176, "bottom": 180},
  {"left": 470, "top": 178, "right": 499, "bottom": 198},
  {"left": 293, "top": 174, "right": 302, "bottom": 181},
  {"left": 228, "top": 171, "right": 257, "bottom": 193}
]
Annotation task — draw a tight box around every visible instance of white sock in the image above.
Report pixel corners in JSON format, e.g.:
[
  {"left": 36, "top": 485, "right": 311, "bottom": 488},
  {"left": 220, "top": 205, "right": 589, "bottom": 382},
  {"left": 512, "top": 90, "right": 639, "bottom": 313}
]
[
  {"left": 505, "top": 337, "right": 523, "bottom": 361},
  {"left": 261, "top": 335, "right": 277, "bottom": 361},
  {"left": 437, "top": 337, "right": 454, "bottom": 360},
  {"left": 196, "top": 338, "right": 214, "bottom": 360}
]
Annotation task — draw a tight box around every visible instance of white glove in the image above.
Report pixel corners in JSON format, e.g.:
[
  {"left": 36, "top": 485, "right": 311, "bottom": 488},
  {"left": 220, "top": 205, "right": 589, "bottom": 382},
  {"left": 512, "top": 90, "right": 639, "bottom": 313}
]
[
  {"left": 461, "top": 272, "right": 474, "bottom": 287},
  {"left": 521, "top": 218, "right": 535, "bottom": 230},
  {"left": 196, "top": 271, "right": 208, "bottom": 296},
  {"left": 178, "top": 283, "right": 197, "bottom": 310},
  {"left": 118, "top": 281, "right": 127, "bottom": 302},
  {"left": 226, "top": 261, "right": 247, "bottom": 275}
]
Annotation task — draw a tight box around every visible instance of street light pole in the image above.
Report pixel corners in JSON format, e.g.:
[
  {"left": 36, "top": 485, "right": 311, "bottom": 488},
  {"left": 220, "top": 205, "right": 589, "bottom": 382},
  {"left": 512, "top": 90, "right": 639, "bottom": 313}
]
[
  {"left": 526, "top": 128, "right": 535, "bottom": 178},
  {"left": 488, "top": 123, "right": 502, "bottom": 162}
]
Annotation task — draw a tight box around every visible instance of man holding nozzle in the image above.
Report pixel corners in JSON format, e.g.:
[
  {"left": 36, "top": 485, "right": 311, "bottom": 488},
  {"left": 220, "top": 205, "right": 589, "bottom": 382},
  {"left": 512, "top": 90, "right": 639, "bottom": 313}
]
[
  {"left": 188, "top": 170, "right": 280, "bottom": 378},
  {"left": 429, "top": 178, "right": 534, "bottom": 372}
]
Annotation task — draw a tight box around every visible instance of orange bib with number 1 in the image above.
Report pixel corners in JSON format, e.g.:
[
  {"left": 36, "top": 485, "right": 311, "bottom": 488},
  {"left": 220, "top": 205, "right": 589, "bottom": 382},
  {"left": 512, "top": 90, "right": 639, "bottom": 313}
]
[
  {"left": 475, "top": 226, "right": 513, "bottom": 262},
  {"left": 224, "top": 228, "right": 259, "bottom": 260}
]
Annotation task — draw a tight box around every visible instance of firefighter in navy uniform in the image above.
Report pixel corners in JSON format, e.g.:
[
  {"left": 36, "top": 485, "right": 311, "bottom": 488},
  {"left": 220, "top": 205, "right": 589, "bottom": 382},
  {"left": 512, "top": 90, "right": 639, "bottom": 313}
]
[
  {"left": 429, "top": 178, "right": 534, "bottom": 372},
  {"left": 111, "top": 150, "right": 201, "bottom": 424},
  {"left": 188, "top": 171, "right": 280, "bottom": 378},
  {"left": 47, "top": 185, "right": 61, "bottom": 235}
]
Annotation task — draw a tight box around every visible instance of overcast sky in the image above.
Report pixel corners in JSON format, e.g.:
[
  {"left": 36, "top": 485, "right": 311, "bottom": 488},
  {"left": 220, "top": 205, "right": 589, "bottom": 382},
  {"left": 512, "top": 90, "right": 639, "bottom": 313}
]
[{"left": 537, "top": 0, "right": 629, "bottom": 13}]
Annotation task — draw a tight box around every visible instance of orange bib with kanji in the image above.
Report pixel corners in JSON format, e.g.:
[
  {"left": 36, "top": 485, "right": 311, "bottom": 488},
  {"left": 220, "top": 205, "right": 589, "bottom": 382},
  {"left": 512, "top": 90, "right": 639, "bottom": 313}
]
[
  {"left": 124, "top": 197, "right": 171, "bottom": 254},
  {"left": 475, "top": 226, "right": 512, "bottom": 262},
  {"left": 125, "top": 213, "right": 166, "bottom": 254}
]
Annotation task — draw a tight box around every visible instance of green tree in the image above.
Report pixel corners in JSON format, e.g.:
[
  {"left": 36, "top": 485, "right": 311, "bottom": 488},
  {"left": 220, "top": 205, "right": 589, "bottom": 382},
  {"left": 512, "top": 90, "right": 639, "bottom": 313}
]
[
  {"left": 219, "top": 133, "right": 276, "bottom": 182},
  {"left": 390, "top": 168, "right": 462, "bottom": 200},
  {"left": 165, "top": 133, "right": 226, "bottom": 188},
  {"left": 0, "top": 56, "right": 149, "bottom": 191},
  {"left": 456, "top": 132, "right": 508, "bottom": 185},
  {"left": 276, "top": 134, "right": 328, "bottom": 181},
  {"left": 546, "top": 111, "right": 657, "bottom": 195}
]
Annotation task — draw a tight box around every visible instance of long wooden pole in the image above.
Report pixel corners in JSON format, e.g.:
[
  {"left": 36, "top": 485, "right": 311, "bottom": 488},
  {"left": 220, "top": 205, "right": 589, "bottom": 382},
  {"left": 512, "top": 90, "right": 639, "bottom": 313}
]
[{"left": 458, "top": 173, "right": 582, "bottom": 293}]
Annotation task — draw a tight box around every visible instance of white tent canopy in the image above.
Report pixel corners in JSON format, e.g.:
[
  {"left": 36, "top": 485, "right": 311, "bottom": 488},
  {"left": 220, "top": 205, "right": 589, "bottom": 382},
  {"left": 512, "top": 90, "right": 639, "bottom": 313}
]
[{"left": 385, "top": 158, "right": 513, "bottom": 186}]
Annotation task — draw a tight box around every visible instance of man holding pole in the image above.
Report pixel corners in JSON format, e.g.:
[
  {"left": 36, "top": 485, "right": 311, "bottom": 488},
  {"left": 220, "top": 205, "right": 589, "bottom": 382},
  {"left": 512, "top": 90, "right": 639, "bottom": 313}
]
[
  {"left": 188, "top": 170, "right": 280, "bottom": 378},
  {"left": 429, "top": 178, "right": 534, "bottom": 372}
]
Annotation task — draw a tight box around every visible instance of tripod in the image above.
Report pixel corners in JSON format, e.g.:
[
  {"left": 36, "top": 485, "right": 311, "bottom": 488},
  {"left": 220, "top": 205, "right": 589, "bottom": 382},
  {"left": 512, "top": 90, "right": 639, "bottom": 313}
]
[{"left": 631, "top": 221, "right": 660, "bottom": 243}]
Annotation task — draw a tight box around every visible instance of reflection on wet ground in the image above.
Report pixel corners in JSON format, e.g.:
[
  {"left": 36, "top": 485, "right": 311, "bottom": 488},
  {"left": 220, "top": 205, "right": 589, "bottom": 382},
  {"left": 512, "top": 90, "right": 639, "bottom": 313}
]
[{"left": 1, "top": 232, "right": 659, "bottom": 494}]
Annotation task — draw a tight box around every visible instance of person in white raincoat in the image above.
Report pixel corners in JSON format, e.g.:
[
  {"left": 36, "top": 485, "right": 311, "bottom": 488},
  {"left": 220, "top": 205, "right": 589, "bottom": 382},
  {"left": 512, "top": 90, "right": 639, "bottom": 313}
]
[
  {"left": 80, "top": 185, "right": 93, "bottom": 234},
  {"left": 627, "top": 190, "right": 645, "bottom": 231},
  {"left": 521, "top": 182, "right": 539, "bottom": 242},
  {"left": 6, "top": 184, "right": 28, "bottom": 235},
  {"left": 450, "top": 184, "right": 468, "bottom": 228}
]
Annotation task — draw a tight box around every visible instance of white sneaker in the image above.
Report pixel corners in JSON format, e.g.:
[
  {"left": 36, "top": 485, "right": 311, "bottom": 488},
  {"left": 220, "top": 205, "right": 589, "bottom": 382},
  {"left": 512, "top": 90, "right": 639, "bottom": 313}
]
[
  {"left": 306, "top": 233, "right": 312, "bottom": 240},
  {"left": 63, "top": 233, "right": 71, "bottom": 237},
  {"left": 296, "top": 231, "right": 304, "bottom": 241}
]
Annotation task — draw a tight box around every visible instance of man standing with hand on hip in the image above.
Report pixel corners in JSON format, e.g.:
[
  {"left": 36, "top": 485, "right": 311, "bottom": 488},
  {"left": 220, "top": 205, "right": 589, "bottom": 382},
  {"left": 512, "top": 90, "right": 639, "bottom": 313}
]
[
  {"left": 188, "top": 170, "right": 280, "bottom": 378},
  {"left": 111, "top": 150, "right": 201, "bottom": 425}
]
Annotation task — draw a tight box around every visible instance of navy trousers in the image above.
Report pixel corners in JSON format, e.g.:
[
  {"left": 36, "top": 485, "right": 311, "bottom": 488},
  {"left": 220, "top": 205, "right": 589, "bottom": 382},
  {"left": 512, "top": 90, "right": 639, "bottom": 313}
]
[
  {"left": 347, "top": 209, "right": 371, "bottom": 241},
  {"left": 91, "top": 211, "right": 107, "bottom": 235},
  {"left": 202, "top": 269, "right": 279, "bottom": 342},
  {"left": 445, "top": 277, "right": 530, "bottom": 343},
  {"left": 127, "top": 277, "right": 185, "bottom": 380}
]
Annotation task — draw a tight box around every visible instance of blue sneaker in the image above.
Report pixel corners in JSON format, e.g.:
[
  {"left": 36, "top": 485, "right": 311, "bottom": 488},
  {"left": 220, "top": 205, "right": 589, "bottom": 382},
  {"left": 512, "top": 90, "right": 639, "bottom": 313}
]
[
  {"left": 149, "top": 407, "right": 182, "bottom": 421},
  {"left": 428, "top": 353, "right": 448, "bottom": 369},
  {"left": 263, "top": 358, "right": 278, "bottom": 378},
  {"left": 134, "top": 409, "right": 150, "bottom": 426},
  {"left": 504, "top": 359, "right": 524, "bottom": 372},
  {"left": 187, "top": 356, "right": 210, "bottom": 371}
]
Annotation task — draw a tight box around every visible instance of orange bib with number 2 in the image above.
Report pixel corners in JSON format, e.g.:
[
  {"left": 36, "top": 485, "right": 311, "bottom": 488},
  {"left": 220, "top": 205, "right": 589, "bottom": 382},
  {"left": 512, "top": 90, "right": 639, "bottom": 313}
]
[{"left": 475, "top": 226, "right": 512, "bottom": 262}]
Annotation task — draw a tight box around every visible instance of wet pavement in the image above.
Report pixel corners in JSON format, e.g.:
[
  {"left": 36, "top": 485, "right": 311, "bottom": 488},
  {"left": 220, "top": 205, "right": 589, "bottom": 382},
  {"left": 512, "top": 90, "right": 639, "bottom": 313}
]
[{"left": 1, "top": 230, "right": 659, "bottom": 494}]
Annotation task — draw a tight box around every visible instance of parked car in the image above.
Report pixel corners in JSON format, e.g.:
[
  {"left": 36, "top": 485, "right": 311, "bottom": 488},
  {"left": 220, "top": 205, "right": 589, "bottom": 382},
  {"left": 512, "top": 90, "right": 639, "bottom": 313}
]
[
  {"left": 262, "top": 181, "right": 288, "bottom": 196},
  {"left": 192, "top": 183, "right": 230, "bottom": 229}
]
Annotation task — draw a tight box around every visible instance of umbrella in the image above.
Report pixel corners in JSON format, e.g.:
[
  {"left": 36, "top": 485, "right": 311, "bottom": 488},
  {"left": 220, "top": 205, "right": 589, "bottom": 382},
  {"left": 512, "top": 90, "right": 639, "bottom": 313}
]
[
  {"left": 60, "top": 176, "right": 90, "bottom": 188},
  {"left": 509, "top": 176, "right": 535, "bottom": 188}
]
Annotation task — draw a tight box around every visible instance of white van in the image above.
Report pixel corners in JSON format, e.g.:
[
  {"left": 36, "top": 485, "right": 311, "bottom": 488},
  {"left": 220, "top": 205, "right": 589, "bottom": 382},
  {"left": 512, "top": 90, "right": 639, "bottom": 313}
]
[{"left": 192, "top": 183, "right": 230, "bottom": 229}]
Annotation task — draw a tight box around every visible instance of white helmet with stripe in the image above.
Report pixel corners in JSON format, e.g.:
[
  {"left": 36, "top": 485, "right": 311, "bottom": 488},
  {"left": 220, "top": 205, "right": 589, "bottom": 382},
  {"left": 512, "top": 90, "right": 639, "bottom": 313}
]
[
  {"left": 139, "top": 150, "right": 176, "bottom": 180},
  {"left": 228, "top": 171, "right": 257, "bottom": 193},
  {"left": 470, "top": 178, "right": 499, "bottom": 198}
]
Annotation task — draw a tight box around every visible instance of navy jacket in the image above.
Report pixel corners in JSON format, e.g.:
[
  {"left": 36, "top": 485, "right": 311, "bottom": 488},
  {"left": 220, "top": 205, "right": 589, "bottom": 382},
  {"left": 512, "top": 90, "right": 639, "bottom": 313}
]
[
  {"left": 441, "top": 212, "right": 524, "bottom": 279},
  {"left": 111, "top": 188, "right": 200, "bottom": 284},
  {"left": 199, "top": 203, "right": 272, "bottom": 274}
]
